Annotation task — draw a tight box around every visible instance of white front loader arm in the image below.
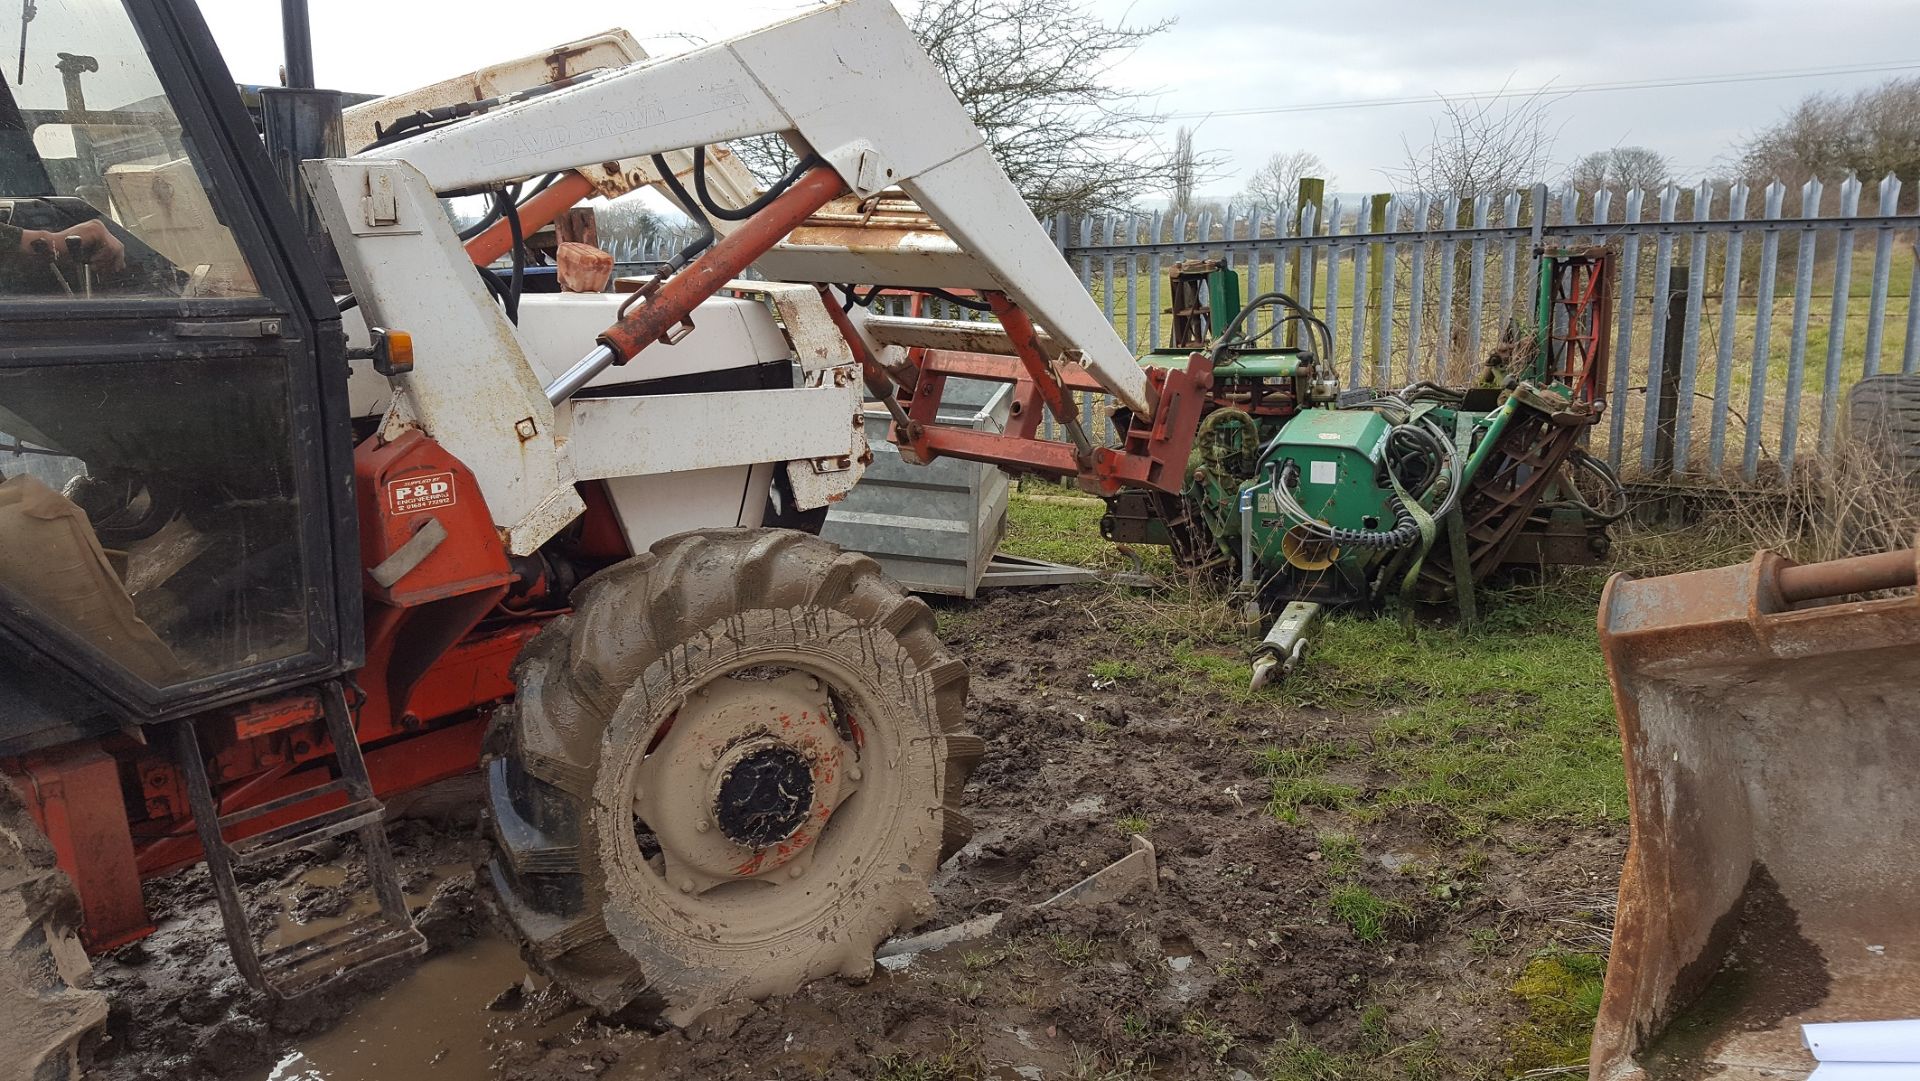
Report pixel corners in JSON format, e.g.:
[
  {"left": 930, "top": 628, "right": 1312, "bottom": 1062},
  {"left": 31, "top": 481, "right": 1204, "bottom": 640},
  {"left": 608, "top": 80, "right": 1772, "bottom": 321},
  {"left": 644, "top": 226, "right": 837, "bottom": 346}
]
[
  {"left": 349, "top": 0, "right": 1144, "bottom": 412},
  {"left": 307, "top": 0, "right": 1145, "bottom": 555}
]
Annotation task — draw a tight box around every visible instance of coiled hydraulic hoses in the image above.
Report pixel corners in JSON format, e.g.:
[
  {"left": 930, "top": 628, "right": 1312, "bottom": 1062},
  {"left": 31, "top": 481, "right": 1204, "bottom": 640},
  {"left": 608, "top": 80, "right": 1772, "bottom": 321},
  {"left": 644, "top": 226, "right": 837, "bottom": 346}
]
[{"left": 1274, "top": 461, "right": 1423, "bottom": 550}]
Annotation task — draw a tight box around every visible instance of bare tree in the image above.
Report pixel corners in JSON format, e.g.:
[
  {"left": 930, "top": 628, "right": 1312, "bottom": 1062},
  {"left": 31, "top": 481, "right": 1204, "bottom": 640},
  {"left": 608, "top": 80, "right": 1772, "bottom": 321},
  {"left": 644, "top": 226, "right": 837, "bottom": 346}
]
[
  {"left": 1734, "top": 76, "right": 1920, "bottom": 208},
  {"left": 1393, "top": 87, "right": 1558, "bottom": 198},
  {"left": 1567, "top": 146, "right": 1671, "bottom": 195},
  {"left": 594, "top": 195, "right": 674, "bottom": 253},
  {"left": 1395, "top": 88, "right": 1558, "bottom": 367},
  {"left": 736, "top": 0, "right": 1178, "bottom": 217},
  {"left": 1169, "top": 126, "right": 1198, "bottom": 216},
  {"left": 1242, "top": 150, "right": 1328, "bottom": 217}
]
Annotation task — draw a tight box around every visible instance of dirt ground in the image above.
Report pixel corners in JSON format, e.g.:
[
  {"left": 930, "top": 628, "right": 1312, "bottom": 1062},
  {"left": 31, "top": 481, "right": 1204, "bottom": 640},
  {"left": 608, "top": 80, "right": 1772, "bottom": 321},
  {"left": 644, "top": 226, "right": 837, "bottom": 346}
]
[{"left": 88, "top": 582, "right": 1625, "bottom": 1081}]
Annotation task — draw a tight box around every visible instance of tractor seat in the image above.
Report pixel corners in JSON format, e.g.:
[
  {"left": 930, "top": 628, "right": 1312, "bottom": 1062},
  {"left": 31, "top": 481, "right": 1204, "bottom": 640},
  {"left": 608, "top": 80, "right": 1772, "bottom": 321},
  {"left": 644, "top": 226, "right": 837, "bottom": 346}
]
[{"left": 0, "top": 474, "right": 182, "bottom": 686}]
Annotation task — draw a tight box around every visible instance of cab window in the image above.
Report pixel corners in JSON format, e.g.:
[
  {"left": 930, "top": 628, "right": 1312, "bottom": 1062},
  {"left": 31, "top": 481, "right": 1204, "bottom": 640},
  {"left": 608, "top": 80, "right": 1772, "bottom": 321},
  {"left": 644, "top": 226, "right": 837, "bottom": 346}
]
[
  {"left": 0, "top": 0, "right": 313, "bottom": 694},
  {"left": 1, "top": 0, "right": 258, "bottom": 299}
]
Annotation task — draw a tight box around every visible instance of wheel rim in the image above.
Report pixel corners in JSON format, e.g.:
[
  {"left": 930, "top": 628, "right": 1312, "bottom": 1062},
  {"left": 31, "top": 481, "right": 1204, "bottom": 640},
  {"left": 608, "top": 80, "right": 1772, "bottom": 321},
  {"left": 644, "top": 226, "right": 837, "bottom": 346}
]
[{"left": 611, "top": 651, "right": 909, "bottom": 944}]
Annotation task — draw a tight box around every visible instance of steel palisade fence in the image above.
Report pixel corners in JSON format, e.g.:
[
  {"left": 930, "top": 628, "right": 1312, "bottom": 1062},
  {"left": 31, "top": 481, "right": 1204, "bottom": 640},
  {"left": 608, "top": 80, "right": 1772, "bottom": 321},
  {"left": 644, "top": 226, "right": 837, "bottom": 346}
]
[
  {"left": 1044, "top": 177, "right": 1920, "bottom": 481},
  {"left": 606, "top": 175, "right": 1919, "bottom": 482}
]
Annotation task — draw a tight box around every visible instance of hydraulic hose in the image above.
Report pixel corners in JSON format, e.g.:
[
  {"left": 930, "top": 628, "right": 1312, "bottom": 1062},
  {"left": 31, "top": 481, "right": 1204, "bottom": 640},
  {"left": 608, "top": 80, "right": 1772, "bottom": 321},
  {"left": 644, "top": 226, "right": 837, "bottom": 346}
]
[
  {"left": 1267, "top": 408, "right": 1464, "bottom": 553},
  {"left": 694, "top": 146, "right": 823, "bottom": 221},
  {"left": 1273, "top": 461, "right": 1423, "bottom": 551}
]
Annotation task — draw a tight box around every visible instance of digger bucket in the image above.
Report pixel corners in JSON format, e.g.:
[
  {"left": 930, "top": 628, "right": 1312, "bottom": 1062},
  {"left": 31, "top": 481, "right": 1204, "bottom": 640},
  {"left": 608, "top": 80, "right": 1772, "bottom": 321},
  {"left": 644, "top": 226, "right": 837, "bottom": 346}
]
[{"left": 1591, "top": 544, "right": 1920, "bottom": 1080}]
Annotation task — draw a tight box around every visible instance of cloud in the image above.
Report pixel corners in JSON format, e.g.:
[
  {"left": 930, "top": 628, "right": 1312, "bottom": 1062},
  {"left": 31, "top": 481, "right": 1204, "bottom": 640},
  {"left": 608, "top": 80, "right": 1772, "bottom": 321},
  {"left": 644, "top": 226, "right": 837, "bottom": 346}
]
[{"left": 191, "top": 0, "right": 1920, "bottom": 198}]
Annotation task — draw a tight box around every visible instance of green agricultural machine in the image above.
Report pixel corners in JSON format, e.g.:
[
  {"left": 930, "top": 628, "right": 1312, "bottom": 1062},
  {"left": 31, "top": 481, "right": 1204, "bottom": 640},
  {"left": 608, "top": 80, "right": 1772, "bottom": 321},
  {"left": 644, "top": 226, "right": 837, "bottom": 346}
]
[{"left": 1102, "top": 249, "right": 1624, "bottom": 687}]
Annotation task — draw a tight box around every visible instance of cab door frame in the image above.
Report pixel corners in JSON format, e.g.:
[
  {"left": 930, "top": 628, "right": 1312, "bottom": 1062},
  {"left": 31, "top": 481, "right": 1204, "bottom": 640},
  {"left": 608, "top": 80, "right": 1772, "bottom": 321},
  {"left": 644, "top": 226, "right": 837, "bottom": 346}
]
[{"left": 0, "top": 0, "right": 360, "bottom": 740}]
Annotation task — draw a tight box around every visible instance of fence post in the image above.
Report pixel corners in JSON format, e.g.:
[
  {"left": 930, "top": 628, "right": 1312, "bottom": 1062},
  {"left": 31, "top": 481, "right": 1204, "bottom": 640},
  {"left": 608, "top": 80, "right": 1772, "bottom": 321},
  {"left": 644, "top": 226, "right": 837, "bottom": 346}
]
[
  {"left": 1525, "top": 183, "right": 1548, "bottom": 310},
  {"left": 1863, "top": 173, "right": 1902, "bottom": 377},
  {"left": 1287, "top": 178, "right": 1327, "bottom": 346},
  {"left": 1653, "top": 266, "right": 1689, "bottom": 475},
  {"left": 1366, "top": 193, "right": 1390, "bottom": 365}
]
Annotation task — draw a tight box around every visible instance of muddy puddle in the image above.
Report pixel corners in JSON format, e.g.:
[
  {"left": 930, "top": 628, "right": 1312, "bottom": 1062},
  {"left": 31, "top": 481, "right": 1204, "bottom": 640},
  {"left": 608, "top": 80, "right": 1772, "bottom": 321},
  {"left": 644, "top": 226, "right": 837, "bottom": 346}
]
[
  {"left": 260, "top": 857, "right": 553, "bottom": 1081},
  {"left": 260, "top": 932, "right": 557, "bottom": 1081}
]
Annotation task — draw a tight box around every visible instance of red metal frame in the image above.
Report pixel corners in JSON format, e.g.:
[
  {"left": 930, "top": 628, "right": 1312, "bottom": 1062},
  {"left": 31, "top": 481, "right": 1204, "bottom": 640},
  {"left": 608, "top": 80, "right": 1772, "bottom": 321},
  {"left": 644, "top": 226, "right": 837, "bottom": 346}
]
[
  {"left": 815, "top": 282, "right": 918, "bottom": 402},
  {"left": 599, "top": 165, "right": 848, "bottom": 362},
  {"left": 1544, "top": 250, "right": 1613, "bottom": 405},
  {"left": 465, "top": 171, "right": 599, "bottom": 268},
  {"left": 15, "top": 745, "right": 151, "bottom": 951},
  {"left": 875, "top": 292, "right": 1212, "bottom": 496}
]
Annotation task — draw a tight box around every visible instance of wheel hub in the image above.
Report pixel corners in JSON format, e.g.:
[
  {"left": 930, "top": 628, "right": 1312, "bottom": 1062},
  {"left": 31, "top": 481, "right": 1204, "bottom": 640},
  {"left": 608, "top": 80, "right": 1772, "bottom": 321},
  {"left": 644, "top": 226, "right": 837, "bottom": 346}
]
[
  {"left": 711, "top": 738, "right": 815, "bottom": 848},
  {"left": 629, "top": 669, "right": 862, "bottom": 894}
]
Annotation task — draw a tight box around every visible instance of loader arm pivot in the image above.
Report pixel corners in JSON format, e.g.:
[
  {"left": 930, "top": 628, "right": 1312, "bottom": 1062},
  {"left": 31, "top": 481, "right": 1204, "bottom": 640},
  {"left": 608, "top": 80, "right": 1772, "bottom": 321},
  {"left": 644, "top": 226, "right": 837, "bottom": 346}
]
[{"left": 308, "top": 0, "right": 1164, "bottom": 554}]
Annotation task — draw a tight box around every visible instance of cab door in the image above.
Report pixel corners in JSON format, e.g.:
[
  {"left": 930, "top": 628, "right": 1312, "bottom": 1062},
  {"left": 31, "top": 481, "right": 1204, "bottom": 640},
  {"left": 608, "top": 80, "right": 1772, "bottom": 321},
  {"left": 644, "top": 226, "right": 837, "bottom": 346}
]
[{"left": 0, "top": 0, "right": 357, "bottom": 736}]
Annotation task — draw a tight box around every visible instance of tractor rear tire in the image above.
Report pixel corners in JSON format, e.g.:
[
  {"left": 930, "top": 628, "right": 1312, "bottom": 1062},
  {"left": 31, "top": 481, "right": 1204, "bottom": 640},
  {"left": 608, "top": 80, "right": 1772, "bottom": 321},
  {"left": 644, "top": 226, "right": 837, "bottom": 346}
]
[
  {"left": 1847, "top": 374, "right": 1920, "bottom": 481},
  {"left": 0, "top": 778, "right": 107, "bottom": 1081},
  {"left": 483, "top": 528, "right": 978, "bottom": 1024}
]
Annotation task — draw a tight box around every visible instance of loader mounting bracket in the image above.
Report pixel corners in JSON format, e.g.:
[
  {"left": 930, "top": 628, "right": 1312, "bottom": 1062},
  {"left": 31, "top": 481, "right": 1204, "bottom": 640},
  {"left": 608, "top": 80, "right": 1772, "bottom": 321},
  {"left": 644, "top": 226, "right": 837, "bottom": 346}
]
[{"left": 891, "top": 342, "right": 1210, "bottom": 497}]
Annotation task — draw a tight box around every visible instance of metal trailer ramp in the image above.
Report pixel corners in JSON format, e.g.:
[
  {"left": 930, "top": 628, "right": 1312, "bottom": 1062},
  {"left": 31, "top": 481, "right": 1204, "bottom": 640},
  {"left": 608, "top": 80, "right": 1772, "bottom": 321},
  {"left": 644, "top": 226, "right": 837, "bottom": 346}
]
[{"left": 1592, "top": 544, "right": 1920, "bottom": 1081}]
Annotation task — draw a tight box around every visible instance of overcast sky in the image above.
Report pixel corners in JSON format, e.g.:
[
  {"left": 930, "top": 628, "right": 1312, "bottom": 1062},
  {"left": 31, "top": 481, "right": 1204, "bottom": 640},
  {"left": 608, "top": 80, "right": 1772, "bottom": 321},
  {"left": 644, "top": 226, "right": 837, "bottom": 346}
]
[{"left": 193, "top": 0, "right": 1920, "bottom": 199}]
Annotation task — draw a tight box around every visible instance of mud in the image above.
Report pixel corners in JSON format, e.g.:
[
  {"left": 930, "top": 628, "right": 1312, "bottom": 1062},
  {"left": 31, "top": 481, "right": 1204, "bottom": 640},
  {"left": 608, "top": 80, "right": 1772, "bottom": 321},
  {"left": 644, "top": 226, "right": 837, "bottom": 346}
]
[
  {"left": 89, "top": 585, "right": 1624, "bottom": 1080},
  {"left": 89, "top": 791, "right": 492, "bottom": 1080}
]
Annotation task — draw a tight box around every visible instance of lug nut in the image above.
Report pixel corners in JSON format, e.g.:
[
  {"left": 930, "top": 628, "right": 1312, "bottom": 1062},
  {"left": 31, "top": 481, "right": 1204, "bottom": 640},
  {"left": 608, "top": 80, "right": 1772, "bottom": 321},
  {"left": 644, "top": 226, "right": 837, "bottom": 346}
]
[
  {"left": 678, "top": 878, "right": 695, "bottom": 894},
  {"left": 788, "top": 865, "right": 805, "bottom": 880},
  {"left": 848, "top": 766, "right": 862, "bottom": 782},
  {"left": 694, "top": 819, "right": 710, "bottom": 834}
]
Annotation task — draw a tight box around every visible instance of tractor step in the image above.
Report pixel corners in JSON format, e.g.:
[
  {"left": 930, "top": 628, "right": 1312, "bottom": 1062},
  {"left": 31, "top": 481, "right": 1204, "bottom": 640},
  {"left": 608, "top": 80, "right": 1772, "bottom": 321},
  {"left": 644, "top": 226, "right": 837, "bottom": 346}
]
[
  {"left": 173, "top": 680, "right": 426, "bottom": 1001},
  {"left": 257, "top": 911, "right": 428, "bottom": 1000},
  {"left": 226, "top": 798, "right": 386, "bottom": 865}
]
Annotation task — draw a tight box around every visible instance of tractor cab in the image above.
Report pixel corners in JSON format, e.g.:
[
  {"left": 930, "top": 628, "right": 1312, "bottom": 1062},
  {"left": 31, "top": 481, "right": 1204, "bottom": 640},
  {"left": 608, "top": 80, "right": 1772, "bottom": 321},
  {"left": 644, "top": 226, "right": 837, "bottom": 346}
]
[{"left": 0, "top": 0, "right": 355, "bottom": 739}]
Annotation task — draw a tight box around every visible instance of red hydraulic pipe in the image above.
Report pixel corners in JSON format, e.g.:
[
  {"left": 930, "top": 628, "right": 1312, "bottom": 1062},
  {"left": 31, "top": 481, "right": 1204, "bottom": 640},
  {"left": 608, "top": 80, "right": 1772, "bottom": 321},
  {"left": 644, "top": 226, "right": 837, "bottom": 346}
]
[
  {"left": 987, "top": 291, "right": 1094, "bottom": 459},
  {"left": 597, "top": 164, "right": 847, "bottom": 361},
  {"left": 465, "top": 171, "right": 598, "bottom": 267},
  {"left": 986, "top": 292, "right": 1073, "bottom": 423}
]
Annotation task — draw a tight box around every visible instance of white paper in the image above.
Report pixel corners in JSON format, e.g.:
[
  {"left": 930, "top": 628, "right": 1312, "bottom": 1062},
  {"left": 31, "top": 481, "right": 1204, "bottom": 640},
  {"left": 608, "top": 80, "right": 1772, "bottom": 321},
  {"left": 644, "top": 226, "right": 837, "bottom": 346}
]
[
  {"left": 1805, "top": 1020, "right": 1920, "bottom": 1063},
  {"left": 1309, "top": 460, "right": 1337, "bottom": 486},
  {"left": 1808, "top": 1064, "right": 1920, "bottom": 1080}
]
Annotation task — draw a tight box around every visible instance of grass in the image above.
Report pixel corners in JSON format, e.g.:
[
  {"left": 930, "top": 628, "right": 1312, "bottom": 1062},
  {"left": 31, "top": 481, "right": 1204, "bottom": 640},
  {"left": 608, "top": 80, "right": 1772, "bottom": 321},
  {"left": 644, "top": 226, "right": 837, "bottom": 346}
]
[
  {"left": 960, "top": 946, "right": 1008, "bottom": 971},
  {"left": 1243, "top": 577, "right": 1620, "bottom": 837},
  {"left": 1264, "top": 1025, "right": 1457, "bottom": 1081},
  {"left": 871, "top": 1040, "right": 980, "bottom": 1081},
  {"left": 1114, "top": 814, "right": 1152, "bottom": 835},
  {"left": 1317, "top": 833, "right": 1362, "bottom": 878},
  {"left": 1329, "top": 883, "right": 1412, "bottom": 945},
  {"left": 1265, "top": 1029, "right": 1360, "bottom": 1081},
  {"left": 1274, "top": 578, "right": 1624, "bottom": 834},
  {"left": 1001, "top": 489, "right": 1128, "bottom": 569},
  {"left": 1615, "top": 436, "right": 1920, "bottom": 573},
  {"left": 1181, "top": 1013, "right": 1240, "bottom": 1063},
  {"left": 1267, "top": 775, "right": 1362, "bottom": 825},
  {"left": 999, "top": 485, "right": 1625, "bottom": 836},
  {"left": 988, "top": 444, "right": 1637, "bottom": 1080},
  {"left": 1507, "top": 950, "right": 1608, "bottom": 1073},
  {"left": 1048, "top": 934, "right": 1096, "bottom": 966}
]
